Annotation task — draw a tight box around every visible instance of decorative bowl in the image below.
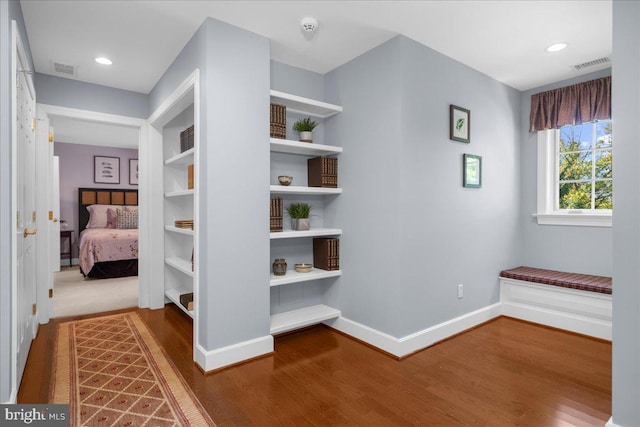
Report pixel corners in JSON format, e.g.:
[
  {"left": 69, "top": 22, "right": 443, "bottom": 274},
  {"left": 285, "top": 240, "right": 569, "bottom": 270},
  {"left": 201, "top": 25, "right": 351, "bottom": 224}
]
[
  {"left": 295, "top": 263, "right": 312, "bottom": 273},
  {"left": 278, "top": 176, "right": 293, "bottom": 186}
]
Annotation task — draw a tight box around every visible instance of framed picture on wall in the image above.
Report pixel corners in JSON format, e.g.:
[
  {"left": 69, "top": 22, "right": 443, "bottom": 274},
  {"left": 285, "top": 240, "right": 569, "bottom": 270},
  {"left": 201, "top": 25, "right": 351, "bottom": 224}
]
[
  {"left": 463, "top": 154, "right": 482, "bottom": 188},
  {"left": 450, "top": 105, "right": 471, "bottom": 143},
  {"left": 94, "top": 156, "right": 120, "bottom": 184},
  {"left": 130, "top": 159, "right": 139, "bottom": 185}
]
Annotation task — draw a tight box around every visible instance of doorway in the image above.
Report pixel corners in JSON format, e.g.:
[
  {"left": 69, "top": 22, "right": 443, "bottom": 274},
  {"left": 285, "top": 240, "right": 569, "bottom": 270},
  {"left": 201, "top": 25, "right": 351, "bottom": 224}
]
[{"left": 35, "top": 104, "right": 149, "bottom": 323}]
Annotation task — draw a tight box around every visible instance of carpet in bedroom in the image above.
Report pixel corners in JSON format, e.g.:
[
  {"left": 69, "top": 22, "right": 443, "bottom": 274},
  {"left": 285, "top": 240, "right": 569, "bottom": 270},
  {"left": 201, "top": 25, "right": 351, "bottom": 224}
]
[{"left": 53, "top": 267, "right": 138, "bottom": 318}]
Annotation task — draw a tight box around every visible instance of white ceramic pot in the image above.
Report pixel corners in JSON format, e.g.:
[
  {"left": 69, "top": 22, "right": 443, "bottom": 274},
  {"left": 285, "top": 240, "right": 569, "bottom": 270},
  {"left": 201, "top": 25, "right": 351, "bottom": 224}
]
[
  {"left": 292, "top": 218, "right": 310, "bottom": 231},
  {"left": 299, "top": 131, "right": 313, "bottom": 143}
]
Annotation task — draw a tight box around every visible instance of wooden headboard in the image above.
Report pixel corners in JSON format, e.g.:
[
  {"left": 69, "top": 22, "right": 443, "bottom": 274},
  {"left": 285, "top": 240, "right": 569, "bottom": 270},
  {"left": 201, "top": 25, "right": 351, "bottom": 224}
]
[{"left": 78, "top": 187, "right": 138, "bottom": 232}]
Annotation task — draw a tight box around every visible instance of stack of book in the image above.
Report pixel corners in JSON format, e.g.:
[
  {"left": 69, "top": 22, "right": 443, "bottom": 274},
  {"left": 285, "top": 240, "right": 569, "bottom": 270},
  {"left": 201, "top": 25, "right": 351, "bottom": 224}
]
[
  {"left": 180, "top": 292, "right": 194, "bottom": 311},
  {"left": 270, "top": 103, "right": 286, "bottom": 139},
  {"left": 308, "top": 156, "right": 338, "bottom": 188},
  {"left": 187, "top": 164, "right": 194, "bottom": 189},
  {"left": 270, "top": 197, "right": 283, "bottom": 232},
  {"left": 180, "top": 125, "right": 195, "bottom": 152},
  {"left": 313, "top": 238, "right": 340, "bottom": 271},
  {"left": 174, "top": 219, "right": 194, "bottom": 230}
]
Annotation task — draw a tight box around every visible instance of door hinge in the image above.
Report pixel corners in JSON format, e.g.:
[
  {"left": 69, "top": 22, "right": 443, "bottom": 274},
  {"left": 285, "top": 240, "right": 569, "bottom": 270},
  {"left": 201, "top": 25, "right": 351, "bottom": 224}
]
[
  {"left": 49, "top": 289, "right": 53, "bottom": 298},
  {"left": 49, "top": 210, "right": 53, "bottom": 220},
  {"left": 32, "top": 211, "right": 36, "bottom": 222},
  {"left": 32, "top": 303, "right": 36, "bottom": 315},
  {"left": 48, "top": 132, "right": 54, "bottom": 143},
  {"left": 32, "top": 119, "right": 36, "bottom": 131}
]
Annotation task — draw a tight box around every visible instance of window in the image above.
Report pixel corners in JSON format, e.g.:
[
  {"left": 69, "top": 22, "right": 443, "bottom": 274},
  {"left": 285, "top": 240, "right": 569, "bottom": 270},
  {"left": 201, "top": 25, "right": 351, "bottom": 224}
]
[{"left": 535, "top": 120, "right": 612, "bottom": 227}]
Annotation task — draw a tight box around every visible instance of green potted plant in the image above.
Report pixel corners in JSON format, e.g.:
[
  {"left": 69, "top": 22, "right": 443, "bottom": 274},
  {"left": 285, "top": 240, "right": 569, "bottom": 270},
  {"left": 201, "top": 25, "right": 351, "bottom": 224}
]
[
  {"left": 292, "top": 116, "right": 318, "bottom": 143},
  {"left": 286, "top": 202, "right": 312, "bottom": 231}
]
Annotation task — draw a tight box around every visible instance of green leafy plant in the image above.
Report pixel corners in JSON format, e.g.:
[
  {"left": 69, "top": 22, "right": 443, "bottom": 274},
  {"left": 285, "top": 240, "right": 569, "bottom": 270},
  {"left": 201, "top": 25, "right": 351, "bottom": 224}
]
[
  {"left": 292, "top": 117, "right": 318, "bottom": 133},
  {"left": 286, "top": 202, "right": 312, "bottom": 219}
]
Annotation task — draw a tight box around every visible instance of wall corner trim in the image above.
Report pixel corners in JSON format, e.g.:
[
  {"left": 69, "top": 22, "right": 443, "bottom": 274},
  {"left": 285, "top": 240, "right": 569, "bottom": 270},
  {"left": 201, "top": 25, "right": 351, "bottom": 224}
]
[
  {"left": 194, "top": 335, "right": 274, "bottom": 372},
  {"left": 326, "top": 303, "right": 502, "bottom": 358}
]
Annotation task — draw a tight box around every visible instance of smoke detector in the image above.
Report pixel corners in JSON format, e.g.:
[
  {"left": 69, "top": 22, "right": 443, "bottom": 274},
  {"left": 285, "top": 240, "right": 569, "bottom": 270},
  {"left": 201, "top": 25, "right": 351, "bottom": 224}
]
[{"left": 301, "top": 17, "right": 318, "bottom": 33}]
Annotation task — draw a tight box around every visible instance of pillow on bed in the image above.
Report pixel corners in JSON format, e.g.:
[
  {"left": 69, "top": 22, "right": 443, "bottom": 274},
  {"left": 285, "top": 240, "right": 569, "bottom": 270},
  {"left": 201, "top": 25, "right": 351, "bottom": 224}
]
[
  {"left": 124, "top": 205, "right": 138, "bottom": 213},
  {"left": 116, "top": 208, "right": 138, "bottom": 229},
  {"left": 86, "top": 204, "right": 121, "bottom": 228},
  {"left": 106, "top": 208, "right": 118, "bottom": 229}
]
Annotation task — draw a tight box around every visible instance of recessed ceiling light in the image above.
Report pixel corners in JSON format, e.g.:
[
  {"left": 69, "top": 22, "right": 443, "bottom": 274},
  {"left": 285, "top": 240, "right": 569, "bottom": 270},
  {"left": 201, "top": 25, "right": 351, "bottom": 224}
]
[
  {"left": 95, "top": 57, "right": 112, "bottom": 65},
  {"left": 546, "top": 43, "right": 568, "bottom": 53}
]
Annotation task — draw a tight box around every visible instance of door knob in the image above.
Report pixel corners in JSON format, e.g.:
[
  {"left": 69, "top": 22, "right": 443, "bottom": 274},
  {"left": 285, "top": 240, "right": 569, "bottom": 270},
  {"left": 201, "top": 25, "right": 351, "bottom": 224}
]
[
  {"left": 23, "top": 228, "right": 37, "bottom": 238},
  {"left": 53, "top": 218, "right": 58, "bottom": 222}
]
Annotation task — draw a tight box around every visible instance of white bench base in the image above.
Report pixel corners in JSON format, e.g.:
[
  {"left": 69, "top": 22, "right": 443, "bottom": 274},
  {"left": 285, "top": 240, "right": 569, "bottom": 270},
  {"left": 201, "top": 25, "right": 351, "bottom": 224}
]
[{"left": 500, "top": 277, "right": 612, "bottom": 340}]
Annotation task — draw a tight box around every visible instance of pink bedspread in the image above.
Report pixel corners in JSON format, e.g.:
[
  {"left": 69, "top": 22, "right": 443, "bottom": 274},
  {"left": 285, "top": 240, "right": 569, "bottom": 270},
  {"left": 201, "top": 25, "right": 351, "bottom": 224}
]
[{"left": 79, "top": 228, "right": 138, "bottom": 274}]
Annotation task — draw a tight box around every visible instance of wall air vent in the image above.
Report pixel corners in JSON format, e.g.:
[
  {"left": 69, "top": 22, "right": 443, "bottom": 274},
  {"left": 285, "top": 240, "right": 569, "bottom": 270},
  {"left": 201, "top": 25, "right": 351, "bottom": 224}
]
[
  {"left": 573, "top": 57, "right": 610, "bottom": 71},
  {"left": 50, "top": 60, "right": 77, "bottom": 77}
]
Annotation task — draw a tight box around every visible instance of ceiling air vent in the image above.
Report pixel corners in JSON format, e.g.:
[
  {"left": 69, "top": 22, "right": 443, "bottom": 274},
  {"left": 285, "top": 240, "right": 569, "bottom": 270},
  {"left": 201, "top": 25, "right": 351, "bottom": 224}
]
[
  {"left": 50, "top": 60, "right": 77, "bottom": 77},
  {"left": 573, "top": 57, "right": 610, "bottom": 71}
]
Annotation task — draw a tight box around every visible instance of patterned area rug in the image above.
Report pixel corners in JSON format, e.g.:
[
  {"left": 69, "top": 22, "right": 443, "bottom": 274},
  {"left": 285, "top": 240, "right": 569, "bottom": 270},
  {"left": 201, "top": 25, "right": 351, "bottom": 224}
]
[{"left": 51, "top": 312, "right": 214, "bottom": 426}]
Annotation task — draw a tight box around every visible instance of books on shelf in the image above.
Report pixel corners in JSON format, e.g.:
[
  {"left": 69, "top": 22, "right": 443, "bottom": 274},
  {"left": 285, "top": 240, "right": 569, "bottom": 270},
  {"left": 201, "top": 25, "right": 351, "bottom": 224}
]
[
  {"left": 270, "top": 103, "right": 287, "bottom": 139},
  {"left": 187, "top": 164, "right": 194, "bottom": 189},
  {"left": 270, "top": 197, "right": 283, "bottom": 232},
  {"left": 179, "top": 292, "right": 194, "bottom": 311},
  {"left": 174, "top": 219, "right": 194, "bottom": 230},
  {"left": 308, "top": 156, "right": 338, "bottom": 188},
  {"left": 313, "top": 237, "right": 340, "bottom": 271},
  {"left": 180, "top": 125, "right": 195, "bottom": 153}
]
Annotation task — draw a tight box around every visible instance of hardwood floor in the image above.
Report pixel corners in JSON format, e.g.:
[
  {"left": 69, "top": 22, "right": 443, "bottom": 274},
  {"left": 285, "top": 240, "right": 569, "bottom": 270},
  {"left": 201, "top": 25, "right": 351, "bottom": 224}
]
[{"left": 19, "top": 305, "right": 611, "bottom": 426}]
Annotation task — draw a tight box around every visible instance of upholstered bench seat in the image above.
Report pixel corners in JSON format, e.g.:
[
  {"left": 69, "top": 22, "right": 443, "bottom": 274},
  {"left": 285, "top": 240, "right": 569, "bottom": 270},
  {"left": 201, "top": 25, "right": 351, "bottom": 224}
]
[
  {"left": 499, "top": 266, "right": 612, "bottom": 295},
  {"left": 499, "top": 266, "right": 612, "bottom": 340}
]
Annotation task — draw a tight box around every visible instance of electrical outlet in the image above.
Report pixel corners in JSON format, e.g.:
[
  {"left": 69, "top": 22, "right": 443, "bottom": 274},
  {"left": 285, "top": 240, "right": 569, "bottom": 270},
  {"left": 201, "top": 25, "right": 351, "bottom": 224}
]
[{"left": 457, "top": 284, "right": 463, "bottom": 299}]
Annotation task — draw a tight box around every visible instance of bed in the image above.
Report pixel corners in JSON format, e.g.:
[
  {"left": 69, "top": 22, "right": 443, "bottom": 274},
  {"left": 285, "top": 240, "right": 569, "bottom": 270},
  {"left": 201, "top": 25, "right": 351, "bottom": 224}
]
[{"left": 78, "top": 188, "right": 139, "bottom": 279}]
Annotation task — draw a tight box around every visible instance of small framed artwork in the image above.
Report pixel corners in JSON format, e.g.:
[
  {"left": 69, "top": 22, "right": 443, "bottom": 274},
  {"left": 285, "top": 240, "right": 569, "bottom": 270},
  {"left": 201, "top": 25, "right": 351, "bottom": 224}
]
[
  {"left": 450, "top": 105, "right": 470, "bottom": 143},
  {"left": 463, "top": 154, "right": 482, "bottom": 188},
  {"left": 129, "top": 159, "right": 139, "bottom": 185},
  {"left": 94, "top": 156, "right": 120, "bottom": 184}
]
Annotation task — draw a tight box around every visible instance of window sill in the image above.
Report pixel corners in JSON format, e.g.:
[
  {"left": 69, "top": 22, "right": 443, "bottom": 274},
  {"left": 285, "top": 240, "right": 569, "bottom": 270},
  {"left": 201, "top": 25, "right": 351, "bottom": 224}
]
[{"left": 533, "top": 213, "right": 612, "bottom": 227}]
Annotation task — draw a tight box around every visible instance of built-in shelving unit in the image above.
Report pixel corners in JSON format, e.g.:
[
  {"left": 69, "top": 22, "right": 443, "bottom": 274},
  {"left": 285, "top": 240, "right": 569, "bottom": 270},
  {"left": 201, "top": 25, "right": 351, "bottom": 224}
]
[
  {"left": 269, "top": 90, "right": 343, "bottom": 334},
  {"left": 154, "top": 75, "right": 198, "bottom": 322}
]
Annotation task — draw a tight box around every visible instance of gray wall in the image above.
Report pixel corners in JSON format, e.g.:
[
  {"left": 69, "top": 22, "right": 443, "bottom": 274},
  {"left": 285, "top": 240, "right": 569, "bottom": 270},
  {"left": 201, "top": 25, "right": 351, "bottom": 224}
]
[
  {"left": 1, "top": 0, "right": 34, "bottom": 403},
  {"left": 520, "top": 68, "right": 613, "bottom": 277},
  {"left": 35, "top": 73, "right": 149, "bottom": 119},
  {"left": 149, "top": 17, "right": 271, "bottom": 350},
  {"left": 325, "top": 35, "right": 522, "bottom": 337},
  {"left": 612, "top": 1, "right": 640, "bottom": 425}
]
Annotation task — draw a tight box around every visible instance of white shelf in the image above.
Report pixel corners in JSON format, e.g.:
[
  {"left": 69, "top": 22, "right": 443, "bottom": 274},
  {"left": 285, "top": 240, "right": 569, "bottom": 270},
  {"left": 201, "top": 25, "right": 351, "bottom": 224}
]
[
  {"left": 270, "top": 304, "right": 341, "bottom": 335},
  {"left": 270, "top": 90, "right": 342, "bottom": 119},
  {"left": 270, "top": 138, "right": 342, "bottom": 156},
  {"left": 165, "top": 225, "right": 194, "bottom": 236},
  {"left": 165, "top": 256, "right": 194, "bottom": 277},
  {"left": 165, "top": 287, "right": 194, "bottom": 318},
  {"left": 165, "top": 148, "right": 194, "bottom": 167},
  {"left": 165, "top": 189, "right": 195, "bottom": 198},
  {"left": 270, "top": 228, "right": 342, "bottom": 240},
  {"left": 270, "top": 185, "right": 342, "bottom": 195},
  {"left": 270, "top": 268, "right": 342, "bottom": 287}
]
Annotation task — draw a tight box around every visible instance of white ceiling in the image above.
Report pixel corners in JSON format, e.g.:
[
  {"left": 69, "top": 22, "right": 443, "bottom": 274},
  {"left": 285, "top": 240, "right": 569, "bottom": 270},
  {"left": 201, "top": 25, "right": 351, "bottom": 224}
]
[
  {"left": 21, "top": 0, "right": 612, "bottom": 95},
  {"left": 50, "top": 116, "right": 139, "bottom": 149},
  {"left": 20, "top": 1, "right": 611, "bottom": 149}
]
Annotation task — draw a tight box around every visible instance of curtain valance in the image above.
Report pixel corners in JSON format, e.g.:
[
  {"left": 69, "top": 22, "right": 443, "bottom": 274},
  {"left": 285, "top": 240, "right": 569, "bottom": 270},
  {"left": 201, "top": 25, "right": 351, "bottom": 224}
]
[{"left": 529, "top": 76, "right": 611, "bottom": 132}]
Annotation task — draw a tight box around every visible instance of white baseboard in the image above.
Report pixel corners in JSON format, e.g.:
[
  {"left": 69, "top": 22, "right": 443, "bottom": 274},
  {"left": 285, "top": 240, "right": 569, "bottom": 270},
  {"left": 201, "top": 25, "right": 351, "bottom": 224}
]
[
  {"left": 194, "top": 334, "right": 273, "bottom": 372},
  {"left": 606, "top": 417, "right": 623, "bottom": 427},
  {"left": 326, "top": 303, "right": 502, "bottom": 358},
  {"left": 500, "top": 278, "right": 612, "bottom": 340},
  {"left": 3, "top": 388, "right": 17, "bottom": 404}
]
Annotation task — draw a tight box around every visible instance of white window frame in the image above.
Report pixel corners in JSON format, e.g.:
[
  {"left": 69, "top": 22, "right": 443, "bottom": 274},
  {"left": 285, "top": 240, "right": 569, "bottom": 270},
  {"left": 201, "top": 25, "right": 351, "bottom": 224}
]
[{"left": 534, "top": 128, "right": 612, "bottom": 227}]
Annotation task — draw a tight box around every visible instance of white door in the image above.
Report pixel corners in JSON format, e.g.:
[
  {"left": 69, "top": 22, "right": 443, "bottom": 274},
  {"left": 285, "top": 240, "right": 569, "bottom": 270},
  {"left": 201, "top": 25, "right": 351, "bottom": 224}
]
[
  {"left": 51, "top": 155, "right": 61, "bottom": 272},
  {"left": 12, "top": 21, "right": 37, "bottom": 389}
]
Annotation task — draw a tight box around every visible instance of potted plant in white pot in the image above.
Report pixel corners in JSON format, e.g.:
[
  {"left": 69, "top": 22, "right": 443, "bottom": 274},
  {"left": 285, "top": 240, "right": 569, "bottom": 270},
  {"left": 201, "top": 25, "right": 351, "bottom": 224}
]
[
  {"left": 292, "top": 117, "right": 318, "bottom": 143},
  {"left": 286, "top": 202, "right": 312, "bottom": 231}
]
